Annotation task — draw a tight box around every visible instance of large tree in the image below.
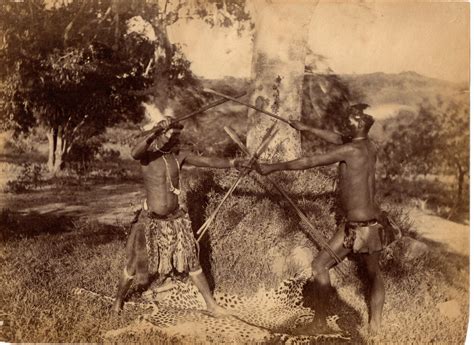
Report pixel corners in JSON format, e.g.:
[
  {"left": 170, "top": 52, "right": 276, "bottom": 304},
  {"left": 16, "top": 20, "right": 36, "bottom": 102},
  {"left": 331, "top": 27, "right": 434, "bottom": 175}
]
[{"left": 246, "top": 0, "right": 316, "bottom": 161}]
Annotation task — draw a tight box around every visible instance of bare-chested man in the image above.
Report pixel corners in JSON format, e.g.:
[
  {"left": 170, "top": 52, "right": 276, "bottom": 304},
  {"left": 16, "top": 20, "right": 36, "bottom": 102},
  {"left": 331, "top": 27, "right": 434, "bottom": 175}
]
[
  {"left": 112, "top": 112, "right": 240, "bottom": 316},
  {"left": 255, "top": 105, "right": 398, "bottom": 335}
]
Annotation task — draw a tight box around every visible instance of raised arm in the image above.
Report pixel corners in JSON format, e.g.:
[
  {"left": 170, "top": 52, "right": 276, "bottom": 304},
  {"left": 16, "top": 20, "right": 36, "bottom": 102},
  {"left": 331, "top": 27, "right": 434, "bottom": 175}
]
[
  {"left": 130, "top": 120, "right": 171, "bottom": 160},
  {"left": 258, "top": 145, "right": 354, "bottom": 175},
  {"left": 290, "top": 120, "right": 343, "bottom": 144}
]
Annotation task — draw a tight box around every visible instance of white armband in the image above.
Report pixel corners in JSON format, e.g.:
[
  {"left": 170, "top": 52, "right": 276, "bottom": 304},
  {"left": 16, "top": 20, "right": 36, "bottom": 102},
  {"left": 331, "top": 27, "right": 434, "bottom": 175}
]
[{"left": 189, "top": 268, "right": 203, "bottom": 276}]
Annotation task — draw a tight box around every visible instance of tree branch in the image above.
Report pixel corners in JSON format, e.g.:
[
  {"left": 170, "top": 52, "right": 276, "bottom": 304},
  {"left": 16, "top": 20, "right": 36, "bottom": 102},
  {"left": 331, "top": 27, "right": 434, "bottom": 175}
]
[
  {"left": 163, "top": 0, "right": 170, "bottom": 18},
  {"left": 64, "top": 0, "right": 88, "bottom": 45},
  {"left": 63, "top": 114, "right": 73, "bottom": 135},
  {"left": 113, "top": 0, "right": 120, "bottom": 47},
  {"left": 65, "top": 114, "right": 89, "bottom": 154},
  {"left": 69, "top": 114, "right": 89, "bottom": 141}
]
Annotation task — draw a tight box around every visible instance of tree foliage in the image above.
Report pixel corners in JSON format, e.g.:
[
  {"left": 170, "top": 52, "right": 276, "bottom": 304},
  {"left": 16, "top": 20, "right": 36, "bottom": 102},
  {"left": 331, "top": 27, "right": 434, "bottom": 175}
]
[
  {"left": 0, "top": 0, "right": 250, "bottom": 172},
  {"left": 379, "top": 94, "right": 469, "bottom": 202},
  {"left": 0, "top": 1, "right": 156, "bottom": 132}
]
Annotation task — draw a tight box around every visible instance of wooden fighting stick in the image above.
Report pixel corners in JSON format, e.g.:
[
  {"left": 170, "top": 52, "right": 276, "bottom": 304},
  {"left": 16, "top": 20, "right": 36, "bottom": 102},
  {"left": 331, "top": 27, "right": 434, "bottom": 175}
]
[
  {"left": 196, "top": 122, "right": 278, "bottom": 243},
  {"left": 223, "top": 126, "right": 345, "bottom": 275},
  {"left": 203, "top": 88, "right": 291, "bottom": 125},
  {"left": 140, "top": 91, "right": 247, "bottom": 137}
]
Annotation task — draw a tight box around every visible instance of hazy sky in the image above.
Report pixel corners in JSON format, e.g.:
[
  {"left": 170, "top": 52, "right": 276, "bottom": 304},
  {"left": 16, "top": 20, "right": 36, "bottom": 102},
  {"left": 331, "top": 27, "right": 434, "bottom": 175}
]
[{"left": 169, "top": 2, "right": 469, "bottom": 82}]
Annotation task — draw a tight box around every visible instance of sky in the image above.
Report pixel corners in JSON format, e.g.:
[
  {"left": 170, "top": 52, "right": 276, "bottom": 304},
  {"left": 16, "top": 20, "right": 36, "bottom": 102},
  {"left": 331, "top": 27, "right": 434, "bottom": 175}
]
[{"left": 168, "top": 1, "right": 469, "bottom": 82}]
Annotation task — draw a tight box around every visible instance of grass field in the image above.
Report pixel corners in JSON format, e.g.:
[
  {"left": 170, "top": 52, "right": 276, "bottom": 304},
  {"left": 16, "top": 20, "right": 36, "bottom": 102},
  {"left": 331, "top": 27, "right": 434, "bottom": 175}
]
[{"left": 0, "top": 164, "right": 469, "bottom": 343}]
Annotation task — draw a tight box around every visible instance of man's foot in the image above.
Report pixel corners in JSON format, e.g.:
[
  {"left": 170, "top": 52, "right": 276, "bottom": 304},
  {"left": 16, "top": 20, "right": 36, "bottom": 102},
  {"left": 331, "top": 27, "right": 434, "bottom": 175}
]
[
  {"left": 111, "top": 300, "right": 123, "bottom": 315},
  {"left": 368, "top": 320, "right": 380, "bottom": 336},
  {"left": 205, "top": 305, "right": 234, "bottom": 318}
]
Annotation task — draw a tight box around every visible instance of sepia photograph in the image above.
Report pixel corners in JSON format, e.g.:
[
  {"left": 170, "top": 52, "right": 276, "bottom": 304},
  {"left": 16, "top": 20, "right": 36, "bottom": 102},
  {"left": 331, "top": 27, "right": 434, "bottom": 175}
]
[{"left": 0, "top": 0, "right": 469, "bottom": 343}]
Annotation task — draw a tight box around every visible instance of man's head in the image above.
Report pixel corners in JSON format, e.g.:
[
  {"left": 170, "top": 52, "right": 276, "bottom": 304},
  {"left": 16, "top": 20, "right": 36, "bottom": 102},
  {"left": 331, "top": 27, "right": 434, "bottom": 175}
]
[
  {"left": 339, "top": 103, "right": 375, "bottom": 138},
  {"left": 141, "top": 101, "right": 182, "bottom": 151},
  {"left": 159, "top": 122, "right": 183, "bottom": 151}
]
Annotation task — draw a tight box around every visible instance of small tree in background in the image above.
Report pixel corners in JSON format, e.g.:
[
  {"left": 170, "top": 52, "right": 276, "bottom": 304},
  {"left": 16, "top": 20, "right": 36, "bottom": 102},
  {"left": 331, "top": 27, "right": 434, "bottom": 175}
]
[
  {"left": 0, "top": 1, "right": 157, "bottom": 173},
  {"left": 379, "top": 94, "right": 469, "bottom": 207}
]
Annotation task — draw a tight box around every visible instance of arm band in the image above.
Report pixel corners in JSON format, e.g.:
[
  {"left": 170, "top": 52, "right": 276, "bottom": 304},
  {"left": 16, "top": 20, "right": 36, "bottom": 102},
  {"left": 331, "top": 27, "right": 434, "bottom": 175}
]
[{"left": 189, "top": 267, "right": 203, "bottom": 276}]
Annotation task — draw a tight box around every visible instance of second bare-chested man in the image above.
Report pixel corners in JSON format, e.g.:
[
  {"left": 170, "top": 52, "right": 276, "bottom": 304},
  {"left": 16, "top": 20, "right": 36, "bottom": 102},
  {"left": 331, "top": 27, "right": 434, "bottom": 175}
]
[{"left": 255, "top": 105, "right": 399, "bottom": 335}]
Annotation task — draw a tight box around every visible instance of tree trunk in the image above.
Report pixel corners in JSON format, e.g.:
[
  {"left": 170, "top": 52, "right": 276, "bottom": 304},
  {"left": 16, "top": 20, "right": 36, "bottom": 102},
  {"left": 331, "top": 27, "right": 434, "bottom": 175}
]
[
  {"left": 153, "top": 21, "right": 173, "bottom": 112},
  {"left": 46, "top": 126, "right": 66, "bottom": 175},
  {"left": 207, "top": 1, "right": 319, "bottom": 295},
  {"left": 46, "top": 127, "right": 57, "bottom": 173},
  {"left": 246, "top": 0, "right": 316, "bottom": 161},
  {"left": 457, "top": 168, "right": 465, "bottom": 205}
]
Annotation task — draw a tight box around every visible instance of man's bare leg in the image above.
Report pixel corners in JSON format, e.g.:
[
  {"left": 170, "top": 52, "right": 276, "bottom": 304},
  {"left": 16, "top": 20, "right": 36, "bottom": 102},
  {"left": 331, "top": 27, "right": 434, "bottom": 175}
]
[
  {"left": 296, "top": 227, "right": 351, "bottom": 334},
  {"left": 361, "top": 252, "right": 384, "bottom": 335},
  {"left": 189, "top": 268, "right": 231, "bottom": 317},
  {"left": 112, "top": 267, "right": 135, "bottom": 314}
]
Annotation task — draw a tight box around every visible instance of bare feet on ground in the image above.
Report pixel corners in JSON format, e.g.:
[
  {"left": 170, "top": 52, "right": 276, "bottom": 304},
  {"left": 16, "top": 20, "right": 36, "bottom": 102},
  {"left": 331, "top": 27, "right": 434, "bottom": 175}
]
[
  {"left": 368, "top": 318, "right": 380, "bottom": 335},
  {"left": 205, "top": 305, "right": 234, "bottom": 318},
  {"left": 361, "top": 322, "right": 382, "bottom": 344},
  {"left": 111, "top": 300, "right": 123, "bottom": 315}
]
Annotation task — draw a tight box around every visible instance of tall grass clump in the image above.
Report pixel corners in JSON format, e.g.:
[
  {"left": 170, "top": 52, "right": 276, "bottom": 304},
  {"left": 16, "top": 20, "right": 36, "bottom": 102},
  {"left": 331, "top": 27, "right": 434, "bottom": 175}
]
[{"left": 184, "top": 168, "right": 337, "bottom": 295}]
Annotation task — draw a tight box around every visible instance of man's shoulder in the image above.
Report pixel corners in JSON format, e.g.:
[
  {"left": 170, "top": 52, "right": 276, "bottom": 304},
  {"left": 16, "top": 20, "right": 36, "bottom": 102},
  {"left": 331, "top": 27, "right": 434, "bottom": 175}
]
[{"left": 176, "top": 149, "right": 193, "bottom": 166}]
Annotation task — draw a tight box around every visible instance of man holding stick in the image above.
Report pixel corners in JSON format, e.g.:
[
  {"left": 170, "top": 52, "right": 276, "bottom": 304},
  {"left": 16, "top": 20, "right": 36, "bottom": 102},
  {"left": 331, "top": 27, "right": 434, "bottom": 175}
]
[
  {"left": 112, "top": 101, "right": 246, "bottom": 316},
  {"left": 253, "top": 105, "right": 399, "bottom": 335}
]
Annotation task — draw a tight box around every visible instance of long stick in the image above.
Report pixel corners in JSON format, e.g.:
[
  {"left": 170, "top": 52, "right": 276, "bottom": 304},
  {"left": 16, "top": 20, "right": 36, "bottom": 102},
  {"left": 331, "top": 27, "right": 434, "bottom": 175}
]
[
  {"left": 224, "top": 126, "right": 345, "bottom": 275},
  {"left": 172, "top": 90, "right": 247, "bottom": 124},
  {"left": 203, "top": 88, "right": 291, "bottom": 125},
  {"left": 140, "top": 91, "right": 247, "bottom": 137},
  {"left": 196, "top": 123, "right": 278, "bottom": 242}
]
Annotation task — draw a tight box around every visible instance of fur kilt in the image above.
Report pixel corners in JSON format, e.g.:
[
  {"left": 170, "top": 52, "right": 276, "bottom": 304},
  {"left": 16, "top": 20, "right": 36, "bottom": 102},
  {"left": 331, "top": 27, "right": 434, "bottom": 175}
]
[
  {"left": 342, "top": 212, "right": 402, "bottom": 254},
  {"left": 124, "top": 208, "right": 199, "bottom": 285}
]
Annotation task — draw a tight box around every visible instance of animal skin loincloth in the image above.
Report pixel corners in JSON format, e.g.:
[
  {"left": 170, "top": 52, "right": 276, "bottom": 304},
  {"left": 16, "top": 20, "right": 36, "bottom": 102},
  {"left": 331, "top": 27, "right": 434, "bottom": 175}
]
[
  {"left": 124, "top": 208, "right": 199, "bottom": 285},
  {"left": 343, "top": 216, "right": 401, "bottom": 254}
]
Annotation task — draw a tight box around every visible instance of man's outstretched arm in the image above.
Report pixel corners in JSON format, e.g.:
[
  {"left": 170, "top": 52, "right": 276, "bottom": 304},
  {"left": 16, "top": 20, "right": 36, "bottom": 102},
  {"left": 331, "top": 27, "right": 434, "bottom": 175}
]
[
  {"left": 257, "top": 145, "right": 354, "bottom": 175},
  {"left": 290, "top": 120, "right": 344, "bottom": 145},
  {"left": 183, "top": 154, "right": 242, "bottom": 169}
]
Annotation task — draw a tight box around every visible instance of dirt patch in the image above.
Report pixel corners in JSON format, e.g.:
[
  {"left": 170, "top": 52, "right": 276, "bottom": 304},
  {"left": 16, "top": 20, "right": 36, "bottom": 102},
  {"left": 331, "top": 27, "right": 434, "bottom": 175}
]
[{"left": 409, "top": 208, "right": 469, "bottom": 256}]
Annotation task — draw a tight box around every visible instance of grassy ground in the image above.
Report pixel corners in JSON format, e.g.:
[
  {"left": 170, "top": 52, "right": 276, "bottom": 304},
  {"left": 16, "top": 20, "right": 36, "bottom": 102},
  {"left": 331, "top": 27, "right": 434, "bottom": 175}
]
[{"left": 0, "top": 169, "right": 469, "bottom": 343}]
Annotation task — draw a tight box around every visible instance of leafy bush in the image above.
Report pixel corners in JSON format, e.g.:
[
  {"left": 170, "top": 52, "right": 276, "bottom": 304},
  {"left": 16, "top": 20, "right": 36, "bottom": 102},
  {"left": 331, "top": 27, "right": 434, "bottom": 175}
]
[
  {"left": 96, "top": 147, "right": 121, "bottom": 161},
  {"left": 4, "top": 163, "right": 45, "bottom": 193}
]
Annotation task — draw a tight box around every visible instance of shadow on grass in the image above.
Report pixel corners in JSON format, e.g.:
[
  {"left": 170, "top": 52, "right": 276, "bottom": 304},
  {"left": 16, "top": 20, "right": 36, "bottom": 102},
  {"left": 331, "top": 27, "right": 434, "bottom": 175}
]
[
  {"left": 186, "top": 170, "right": 220, "bottom": 291},
  {"left": 0, "top": 209, "right": 75, "bottom": 241},
  {"left": 406, "top": 236, "right": 468, "bottom": 284},
  {"left": 379, "top": 234, "right": 468, "bottom": 285},
  {"left": 301, "top": 280, "right": 365, "bottom": 344},
  {"left": 0, "top": 208, "right": 127, "bottom": 245}
]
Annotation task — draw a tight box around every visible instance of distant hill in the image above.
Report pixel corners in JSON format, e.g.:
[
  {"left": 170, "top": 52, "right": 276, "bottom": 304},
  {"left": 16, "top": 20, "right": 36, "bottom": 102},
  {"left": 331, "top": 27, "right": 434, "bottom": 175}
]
[
  {"left": 202, "top": 71, "right": 468, "bottom": 145},
  {"left": 341, "top": 71, "right": 468, "bottom": 119},
  {"left": 203, "top": 71, "right": 468, "bottom": 120}
]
